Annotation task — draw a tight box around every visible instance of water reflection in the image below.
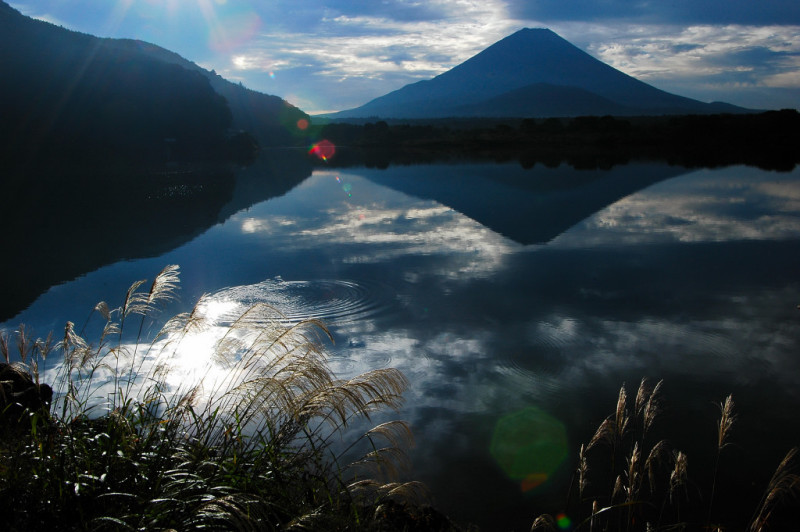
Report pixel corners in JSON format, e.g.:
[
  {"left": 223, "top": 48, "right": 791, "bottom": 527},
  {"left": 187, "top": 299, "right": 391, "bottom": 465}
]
[
  {"left": 0, "top": 153, "right": 312, "bottom": 323},
  {"left": 360, "top": 161, "right": 688, "bottom": 245},
  {"left": 3, "top": 162, "right": 800, "bottom": 530},
  {"left": 556, "top": 166, "right": 800, "bottom": 245}
]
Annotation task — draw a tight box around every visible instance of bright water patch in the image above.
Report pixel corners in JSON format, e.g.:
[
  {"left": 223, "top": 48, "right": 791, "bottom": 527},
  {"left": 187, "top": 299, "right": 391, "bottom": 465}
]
[{"left": 203, "top": 277, "right": 395, "bottom": 326}]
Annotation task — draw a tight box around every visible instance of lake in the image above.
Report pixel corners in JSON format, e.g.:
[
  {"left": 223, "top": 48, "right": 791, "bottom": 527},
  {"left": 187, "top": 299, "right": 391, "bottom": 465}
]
[{"left": 3, "top": 155, "right": 800, "bottom": 530}]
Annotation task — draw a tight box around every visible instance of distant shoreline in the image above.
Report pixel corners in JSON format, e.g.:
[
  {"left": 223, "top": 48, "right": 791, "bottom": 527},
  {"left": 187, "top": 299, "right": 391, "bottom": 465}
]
[{"left": 309, "top": 110, "right": 800, "bottom": 172}]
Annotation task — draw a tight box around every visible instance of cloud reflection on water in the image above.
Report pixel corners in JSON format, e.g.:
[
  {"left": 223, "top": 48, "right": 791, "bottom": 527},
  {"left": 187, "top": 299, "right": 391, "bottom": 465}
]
[
  {"left": 275, "top": 164, "right": 800, "bottom": 529},
  {"left": 232, "top": 170, "right": 517, "bottom": 280},
  {"left": 7, "top": 162, "right": 800, "bottom": 531},
  {"left": 554, "top": 166, "right": 800, "bottom": 246}
]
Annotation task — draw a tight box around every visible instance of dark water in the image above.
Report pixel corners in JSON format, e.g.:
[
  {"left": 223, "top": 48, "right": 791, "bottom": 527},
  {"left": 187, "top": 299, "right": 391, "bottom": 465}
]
[{"left": 3, "top": 157, "right": 800, "bottom": 530}]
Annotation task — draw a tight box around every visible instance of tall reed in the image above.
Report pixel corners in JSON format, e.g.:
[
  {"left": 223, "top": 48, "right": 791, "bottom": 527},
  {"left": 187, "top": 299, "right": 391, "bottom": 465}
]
[
  {"left": 707, "top": 394, "right": 736, "bottom": 527},
  {"left": 0, "top": 266, "right": 435, "bottom": 531},
  {"left": 533, "top": 380, "right": 799, "bottom": 532}
]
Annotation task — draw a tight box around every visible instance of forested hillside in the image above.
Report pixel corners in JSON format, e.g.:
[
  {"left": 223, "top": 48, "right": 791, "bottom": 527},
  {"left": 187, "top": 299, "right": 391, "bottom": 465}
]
[{"left": 0, "top": 2, "right": 304, "bottom": 163}]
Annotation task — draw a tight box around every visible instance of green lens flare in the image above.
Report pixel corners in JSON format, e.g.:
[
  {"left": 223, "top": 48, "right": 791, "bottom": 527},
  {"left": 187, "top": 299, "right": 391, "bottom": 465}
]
[{"left": 490, "top": 406, "right": 568, "bottom": 492}]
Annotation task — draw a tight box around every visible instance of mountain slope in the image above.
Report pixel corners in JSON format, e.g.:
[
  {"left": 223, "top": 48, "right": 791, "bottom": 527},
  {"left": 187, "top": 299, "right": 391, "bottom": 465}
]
[
  {"left": 451, "top": 82, "right": 633, "bottom": 117},
  {"left": 112, "top": 39, "right": 309, "bottom": 146},
  {"left": 0, "top": 2, "right": 233, "bottom": 160},
  {"left": 0, "top": 1, "right": 306, "bottom": 157},
  {"left": 333, "top": 28, "right": 749, "bottom": 119}
]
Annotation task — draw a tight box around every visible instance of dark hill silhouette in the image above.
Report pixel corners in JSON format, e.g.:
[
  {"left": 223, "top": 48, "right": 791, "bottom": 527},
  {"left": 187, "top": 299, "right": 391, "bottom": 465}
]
[
  {"left": 0, "top": 2, "right": 227, "bottom": 160},
  {"left": 0, "top": 152, "right": 313, "bottom": 323},
  {"left": 0, "top": 1, "right": 307, "bottom": 161},
  {"left": 112, "top": 39, "right": 309, "bottom": 146},
  {"left": 331, "top": 28, "right": 751, "bottom": 119}
]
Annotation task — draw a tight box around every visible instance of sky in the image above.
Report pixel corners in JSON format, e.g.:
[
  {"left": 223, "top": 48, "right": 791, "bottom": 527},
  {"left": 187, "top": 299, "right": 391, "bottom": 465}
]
[{"left": 10, "top": 0, "right": 800, "bottom": 114}]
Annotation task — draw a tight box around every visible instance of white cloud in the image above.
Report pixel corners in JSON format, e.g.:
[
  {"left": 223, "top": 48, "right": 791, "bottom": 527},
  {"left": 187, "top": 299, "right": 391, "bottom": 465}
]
[
  {"left": 582, "top": 24, "right": 800, "bottom": 88},
  {"left": 227, "top": 14, "right": 800, "bottom": 111},
  {"left": 764, "top": 65, "right": 800, "bottom": 88},
  {"left": 220, "top": 0, "right": 516, "bottom": 109},
  {"left": 553, "top": 167, "right": 800, "bottom": 247},
  {"left": 10, "top": 1, "right": 800, "bottom": 115}
]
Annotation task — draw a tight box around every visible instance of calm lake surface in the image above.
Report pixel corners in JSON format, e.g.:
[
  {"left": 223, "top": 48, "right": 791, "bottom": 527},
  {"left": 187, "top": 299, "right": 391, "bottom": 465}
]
[{"left": 4, "top": 157, "right": 800, "bottom": 530}]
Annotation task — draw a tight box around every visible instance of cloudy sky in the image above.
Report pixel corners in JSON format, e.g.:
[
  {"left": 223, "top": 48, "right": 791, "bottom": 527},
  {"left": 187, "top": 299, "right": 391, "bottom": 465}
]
[{"left": 10, "top": 0, "right": 800, "bottom": 114}]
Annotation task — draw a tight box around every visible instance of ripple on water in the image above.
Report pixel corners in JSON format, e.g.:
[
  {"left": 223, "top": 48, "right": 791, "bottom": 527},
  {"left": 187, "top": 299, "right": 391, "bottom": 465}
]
[{"left": 202, "top": 278, "right": 396, "bottom": 328}]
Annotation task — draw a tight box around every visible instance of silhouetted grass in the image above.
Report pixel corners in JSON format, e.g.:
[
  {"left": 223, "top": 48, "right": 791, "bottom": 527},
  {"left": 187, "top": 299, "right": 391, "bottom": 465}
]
[
  {"left": 533, "top": 379, "right": 800, "bottom": 532},
  {"left": 0, "top": 265, "right": 455, "bottom": 531}
]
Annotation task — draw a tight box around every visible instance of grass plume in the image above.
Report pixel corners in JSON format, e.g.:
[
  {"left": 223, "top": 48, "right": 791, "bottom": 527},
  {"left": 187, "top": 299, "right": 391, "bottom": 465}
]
[
  {"left": 0, "top": 266, "right": 445, "bottom": 531},
  {"left": 708, "top": 394, "right": 736, "bottom": 527},
  {"left": 536, "top": 381, "right": 797, "bottom": 531},
  {"left": 749, "top": 448, "right": 800, "bottom": 532}
]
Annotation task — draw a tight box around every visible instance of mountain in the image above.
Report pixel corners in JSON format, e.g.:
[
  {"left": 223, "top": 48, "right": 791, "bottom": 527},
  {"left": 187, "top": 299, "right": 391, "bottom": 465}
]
[
  {"left": 331, "top": 28, "right": 750, "bottom": 119},
  {"left": 0, "top": 1, "right": 307, "bottom": 160},
  {"left": 111, "top": 39, "right": 309, "bottom": 146}
]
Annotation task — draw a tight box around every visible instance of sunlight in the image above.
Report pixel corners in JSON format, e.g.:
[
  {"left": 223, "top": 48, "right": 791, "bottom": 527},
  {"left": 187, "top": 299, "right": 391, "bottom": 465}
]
[
  {"left": 194, "top": 0, "right": 262, "bottom": 52},
  {"left": 103, "top": 0, "right": 261, "bottom": 53},
  {"left": 105, "top": 0, "right": 134, "bottom": 34},
  {"left": 197, "top": 297, "right": 239, "bottom": 323}
]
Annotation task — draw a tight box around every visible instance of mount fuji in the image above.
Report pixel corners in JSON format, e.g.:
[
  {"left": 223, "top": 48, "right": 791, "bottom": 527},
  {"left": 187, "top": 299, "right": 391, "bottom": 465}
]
[{"left": 331, "top": 28, "right": 749, "bottom": 119}]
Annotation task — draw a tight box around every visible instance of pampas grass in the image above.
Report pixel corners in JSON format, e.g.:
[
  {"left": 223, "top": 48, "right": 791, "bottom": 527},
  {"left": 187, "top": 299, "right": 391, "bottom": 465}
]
[
  {"left": 708, "top": 394, "right": 736, "bottom": 527},
  {"left": 534, "top": 381, "right": 799, "bottom": 531},
  {"left": 749, "top": 448, "right": 800, "bottom": 532},
  {"left": 0, "top": 266, "right": 437, "bottom": 531}
]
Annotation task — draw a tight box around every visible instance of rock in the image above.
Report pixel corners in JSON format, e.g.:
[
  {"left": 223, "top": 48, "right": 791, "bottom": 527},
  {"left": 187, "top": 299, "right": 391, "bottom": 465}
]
[{"left": 0, "top": 363, "right": 53, "bottom": 428}]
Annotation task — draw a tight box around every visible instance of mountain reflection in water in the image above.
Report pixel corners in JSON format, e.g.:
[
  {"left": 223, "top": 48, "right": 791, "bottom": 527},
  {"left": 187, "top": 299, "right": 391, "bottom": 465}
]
[{"left": 3, "top": 158, "right": 800, "bottom": 530}]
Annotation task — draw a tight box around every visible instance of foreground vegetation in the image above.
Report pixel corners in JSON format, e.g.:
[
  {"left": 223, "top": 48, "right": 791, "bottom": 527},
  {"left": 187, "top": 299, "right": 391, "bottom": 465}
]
[
  {"left": 532, "top": 379, "right": 800, "bottom": 532},
  {"left": 1, "top": 266, "right": 798, "bottom": 530},
  {"left": 0, "top": 266, "right": 455, "bottom": 531}
]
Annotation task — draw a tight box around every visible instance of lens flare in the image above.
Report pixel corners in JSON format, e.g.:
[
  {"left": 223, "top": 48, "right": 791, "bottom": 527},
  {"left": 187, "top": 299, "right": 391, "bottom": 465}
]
[
  {"left": 309, "top": 140, "right": 336, "bottom": 161},
  {"left": 208, "top": 10, "right": 262, "bottom": 52},
  {"left": 490, "top": 406, "right": 568, "bottom": 493},
  {"left": 296, "top": 118, "right": 309, "bottom": 130}
]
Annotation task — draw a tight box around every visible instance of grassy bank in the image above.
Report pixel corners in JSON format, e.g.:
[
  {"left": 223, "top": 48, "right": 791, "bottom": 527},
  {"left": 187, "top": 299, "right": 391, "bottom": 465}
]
[{"left": 0, "top": 266, "right": 456, "bottom": 531}]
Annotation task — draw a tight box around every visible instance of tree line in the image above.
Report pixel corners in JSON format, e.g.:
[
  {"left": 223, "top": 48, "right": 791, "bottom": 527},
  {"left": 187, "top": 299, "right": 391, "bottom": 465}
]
[{"left": 311, "top": 110, "right": 800, "bottom": 171}]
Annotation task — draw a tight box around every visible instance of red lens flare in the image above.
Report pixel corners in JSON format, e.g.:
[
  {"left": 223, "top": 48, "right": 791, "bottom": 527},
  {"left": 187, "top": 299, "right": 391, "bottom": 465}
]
[{"left": 309, "top": 139, "right": 336, "bottom": 161}]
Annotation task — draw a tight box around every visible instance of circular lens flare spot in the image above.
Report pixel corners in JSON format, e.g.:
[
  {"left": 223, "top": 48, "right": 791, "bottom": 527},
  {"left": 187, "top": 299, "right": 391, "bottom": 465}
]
[
  {"left": 490, "top": 406, "right": 568, "bottom": 493},
  {"left": 296, "top": 118, "right": 309, "bottom": 130},
  {"left": 309, "top": 140, "right": 336, "bottom": 161}
]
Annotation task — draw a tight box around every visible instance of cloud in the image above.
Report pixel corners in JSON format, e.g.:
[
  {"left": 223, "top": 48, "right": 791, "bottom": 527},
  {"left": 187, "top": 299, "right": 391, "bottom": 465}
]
[
  {"left": 216, "top": 0, "right": 516, "bottom": 111},
  {"left": 555, "top": 23, "right": 800, "bottom": 106},
  {"left": 11, "top": 1, "right": 800, "bottom": 112},
  {"left": 580, "top": 24, "right": 800, "bottom": 78},
  {"left": 506, "top": 0, "right": 800, "bottom": 26},
  {"left": 552, "top": 167, "right": 800, "bottom": 247},
  {"left": 226, "top": 5, "right": 800, "bottom": 112},
  {"left": 231, "top": 171, "right": 515, "bottom": 279}
]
